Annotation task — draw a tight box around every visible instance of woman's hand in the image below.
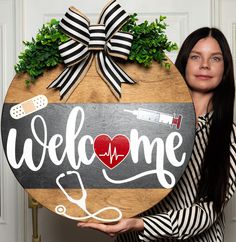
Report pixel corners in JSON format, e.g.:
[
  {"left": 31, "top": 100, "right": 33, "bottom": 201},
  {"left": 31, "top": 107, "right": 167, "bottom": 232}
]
[{"left": 77, "top": 218, "right": 144, "bottom": 237}]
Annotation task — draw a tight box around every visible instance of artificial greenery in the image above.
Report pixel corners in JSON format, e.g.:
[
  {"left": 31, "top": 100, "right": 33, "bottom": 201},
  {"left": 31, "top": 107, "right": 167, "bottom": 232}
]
[
  {"left": 14, "top": 19, "right": 69, "bottom": 86},
  {"left": 122, "top": 13, "right": 178, "bottom": 68},
  {"left": 15, "top": 14, "right": 177, "bottom": 86}
]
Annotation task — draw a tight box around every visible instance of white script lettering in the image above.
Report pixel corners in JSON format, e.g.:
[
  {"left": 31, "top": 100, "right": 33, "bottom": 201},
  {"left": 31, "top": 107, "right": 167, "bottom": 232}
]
[{"left": 6, "top": 106, "right": 186, "bottom": 188}]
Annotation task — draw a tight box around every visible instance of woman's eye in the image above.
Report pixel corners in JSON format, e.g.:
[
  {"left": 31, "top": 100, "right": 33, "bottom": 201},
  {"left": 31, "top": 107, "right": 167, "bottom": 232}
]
[
  {"left": 211, "top": 56, "right": 223, "bottom": 62},
  {"left": 189, "top": 55, "right": 200, "bottom": 60}
]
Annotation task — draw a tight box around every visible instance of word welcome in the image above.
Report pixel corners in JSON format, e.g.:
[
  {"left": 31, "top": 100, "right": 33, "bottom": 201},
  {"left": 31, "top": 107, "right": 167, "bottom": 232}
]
[{"left": 6, "top": 106, "right": 186, "bottom": 188}]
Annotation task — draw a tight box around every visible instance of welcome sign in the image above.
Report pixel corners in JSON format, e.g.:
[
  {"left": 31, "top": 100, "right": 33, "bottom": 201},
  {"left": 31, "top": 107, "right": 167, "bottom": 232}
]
[
  {"left": 2, "top": 102, "right": 194, "bottom": 189},
  {"left": 1, "top": 92, "right": 195, "bottom": 222},
  {"left": 1, "top": 0, "right": 195, "bottom": 223}
]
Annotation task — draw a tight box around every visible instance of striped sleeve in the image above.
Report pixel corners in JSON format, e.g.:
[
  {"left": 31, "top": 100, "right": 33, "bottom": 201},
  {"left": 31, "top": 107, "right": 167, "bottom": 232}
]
[
  {"left": 225, "top": 123, "right": 236, "bottom": 202},
  {"left": 138, "top": 123, "right": 236, "bottom": 241},
  {"left": 138, "top": 202, "right": 217, "bottom": 241}
]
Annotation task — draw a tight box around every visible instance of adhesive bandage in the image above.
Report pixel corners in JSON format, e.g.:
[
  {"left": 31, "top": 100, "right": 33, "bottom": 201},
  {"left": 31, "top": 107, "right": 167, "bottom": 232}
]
[{"left": 10, "top": 95, "right": 48, "bottom": 119}]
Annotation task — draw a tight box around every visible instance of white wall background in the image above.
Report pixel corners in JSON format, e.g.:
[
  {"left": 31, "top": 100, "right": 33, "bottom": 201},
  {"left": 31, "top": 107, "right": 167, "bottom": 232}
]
[{"left": 0, "top": 0, "right": 236, "bottom": 241}]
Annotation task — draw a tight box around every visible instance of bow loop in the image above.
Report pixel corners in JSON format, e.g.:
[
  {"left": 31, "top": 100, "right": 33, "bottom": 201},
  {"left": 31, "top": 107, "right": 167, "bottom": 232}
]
[
  {"left": 107, "top": 32, "right": 133, "bottom": 60},
  {"left": 48, "top": 0, "right": 135, "bottom": 100},
  {"left": 60, "top": 7, "right": 90, "bottom": 45},
  {"left": 59, "top": 39, "right": 89, "bottom": 66},
  {"left": 98, "top": 0, "right": 130, "bottom": 40}
]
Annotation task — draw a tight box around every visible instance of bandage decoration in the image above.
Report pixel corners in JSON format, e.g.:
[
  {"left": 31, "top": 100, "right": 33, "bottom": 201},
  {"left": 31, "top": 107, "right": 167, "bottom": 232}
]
[
  {"left": 10, "top": 95, "right": 48, "bottom": 119},
  {"left": 1, "top": 0, "right": 195, "bottom": 223}
]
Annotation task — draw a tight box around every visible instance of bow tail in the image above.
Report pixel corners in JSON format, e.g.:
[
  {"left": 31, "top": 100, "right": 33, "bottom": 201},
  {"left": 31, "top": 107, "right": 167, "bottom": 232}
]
[
  {"left": 96, "top": 52, "right": 135, "bottom": 99},
  {"left": 48, "top": 54, "right": 94, "bottom": 101},
  {"left": 47, "top": 66, "right": 71, "bottom": 89}
]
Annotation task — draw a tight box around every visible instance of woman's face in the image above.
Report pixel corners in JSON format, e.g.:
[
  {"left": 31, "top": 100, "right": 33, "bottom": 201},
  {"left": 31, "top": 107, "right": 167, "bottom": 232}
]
[{"left": 185, "top": 36, "right": 224, "bottom": 94}]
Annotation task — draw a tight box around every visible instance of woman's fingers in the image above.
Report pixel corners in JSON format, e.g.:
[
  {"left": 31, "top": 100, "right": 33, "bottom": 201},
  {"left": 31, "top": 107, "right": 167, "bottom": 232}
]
[{"left": 77, "top": 218, "right": 144, "bottom": 237}]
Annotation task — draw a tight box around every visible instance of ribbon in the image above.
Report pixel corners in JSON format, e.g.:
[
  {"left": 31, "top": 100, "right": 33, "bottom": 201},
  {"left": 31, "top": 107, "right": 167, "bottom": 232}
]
[{"left": 48, "top": 0, "right": 135, "bottom": 100}]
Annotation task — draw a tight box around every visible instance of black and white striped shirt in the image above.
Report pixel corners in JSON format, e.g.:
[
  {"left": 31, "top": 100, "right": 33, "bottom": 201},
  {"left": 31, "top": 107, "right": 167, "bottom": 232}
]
[{"left": 116, "top": 112, "right": 236, "bottom": 241}]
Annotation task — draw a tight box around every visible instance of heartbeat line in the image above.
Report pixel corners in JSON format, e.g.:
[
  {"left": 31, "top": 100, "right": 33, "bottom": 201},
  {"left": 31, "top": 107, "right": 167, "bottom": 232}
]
[{"left": 99, "top": 144, "right": 124, "bottom": 164}]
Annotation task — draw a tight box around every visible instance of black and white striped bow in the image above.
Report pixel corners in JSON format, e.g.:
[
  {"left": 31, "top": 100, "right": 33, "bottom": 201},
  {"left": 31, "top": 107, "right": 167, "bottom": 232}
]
[{"left": 48, "top": 0, "right": 135, "bottom": 100}]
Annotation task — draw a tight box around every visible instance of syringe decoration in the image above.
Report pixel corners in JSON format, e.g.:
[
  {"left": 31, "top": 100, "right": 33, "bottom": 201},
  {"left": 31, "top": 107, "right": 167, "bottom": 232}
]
[
  {"left": 124, "top": 108, "right": 183, "bottom": 130},
  {"left": 172, "top": 114, "right": 182, "bottom": 130}
]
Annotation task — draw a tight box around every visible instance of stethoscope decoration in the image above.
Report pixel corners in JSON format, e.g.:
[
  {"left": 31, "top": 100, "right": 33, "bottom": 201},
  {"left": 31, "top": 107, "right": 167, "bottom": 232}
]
[{"left": 55, "top": 171, "right": 122, "bottom": 222}]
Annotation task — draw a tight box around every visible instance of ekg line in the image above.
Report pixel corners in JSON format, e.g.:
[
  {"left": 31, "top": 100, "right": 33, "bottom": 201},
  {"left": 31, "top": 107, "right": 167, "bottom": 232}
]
[{"left": 99, "top": 143, "right": 124, "bottom": 164}]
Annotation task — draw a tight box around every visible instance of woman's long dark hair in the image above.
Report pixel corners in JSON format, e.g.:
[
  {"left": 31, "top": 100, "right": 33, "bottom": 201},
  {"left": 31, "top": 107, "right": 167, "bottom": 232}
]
[{"left": 175, "top": 27, "right": 235, "bottom": 213}]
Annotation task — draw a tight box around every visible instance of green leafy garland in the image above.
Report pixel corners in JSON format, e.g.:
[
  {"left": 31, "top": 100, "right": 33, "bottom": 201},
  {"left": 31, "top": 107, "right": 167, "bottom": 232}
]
[
  {"left": 15, "top": 19, "right": 69, "bottom": 86},
  {"left": 15, "top": 14, "right": 178, "bottom": 86},
  {"left": 122, "top": 14, "right": 178, "bottom": 68}
]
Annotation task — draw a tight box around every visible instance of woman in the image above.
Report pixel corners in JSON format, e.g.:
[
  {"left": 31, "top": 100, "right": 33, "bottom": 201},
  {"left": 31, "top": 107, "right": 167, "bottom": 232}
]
[{"left": 78, "top": 27, "right": 236, "bottom": 241}]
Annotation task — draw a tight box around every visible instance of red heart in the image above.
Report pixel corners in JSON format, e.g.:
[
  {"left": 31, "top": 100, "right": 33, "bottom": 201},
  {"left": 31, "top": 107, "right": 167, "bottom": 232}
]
[{"left": 94, "top": 134, "right": 130, "bottom": 169}]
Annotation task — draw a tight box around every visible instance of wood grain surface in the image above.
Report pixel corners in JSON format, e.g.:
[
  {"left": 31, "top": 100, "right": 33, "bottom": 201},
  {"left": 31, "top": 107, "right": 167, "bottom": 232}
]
[
  {"left": 5, "top": 59, "right": 191, "bottom": 104},
  {"left": 27, "top": 188, "right": 171, "bottom": 222}
]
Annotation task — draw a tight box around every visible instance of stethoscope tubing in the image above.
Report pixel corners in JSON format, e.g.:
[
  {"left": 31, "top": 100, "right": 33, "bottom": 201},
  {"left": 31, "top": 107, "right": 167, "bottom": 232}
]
[{"left": 55, "top": 171, "right": 122, "bottom": 222}]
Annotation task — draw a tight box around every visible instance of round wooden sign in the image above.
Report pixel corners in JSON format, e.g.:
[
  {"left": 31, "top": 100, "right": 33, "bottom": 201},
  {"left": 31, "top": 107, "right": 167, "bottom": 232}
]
[
  {"left": 1, "top": 0, "right": 195, "bottom": 223},
  {"left": 1, "top": 57, "right": 195, "bottom": 223}
]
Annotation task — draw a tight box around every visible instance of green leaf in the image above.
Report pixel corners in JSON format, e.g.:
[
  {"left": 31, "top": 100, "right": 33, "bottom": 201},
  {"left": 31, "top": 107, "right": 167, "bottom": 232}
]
[
  {"left": 122, "top": 13, "right": 178, "bottom": 69},
  {"left": 15, "top": 18, "right": 69, "bottom": 86}
]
